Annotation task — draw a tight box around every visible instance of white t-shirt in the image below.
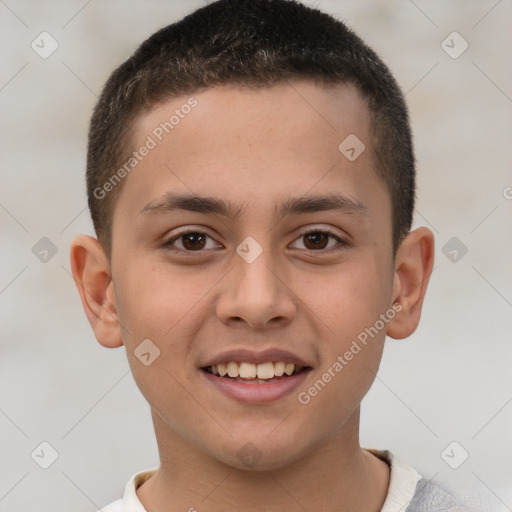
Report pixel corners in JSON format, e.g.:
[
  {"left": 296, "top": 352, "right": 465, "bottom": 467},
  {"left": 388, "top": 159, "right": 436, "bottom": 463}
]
[{"left": 97, "top": 449, "right": 479, "bottom": 512}]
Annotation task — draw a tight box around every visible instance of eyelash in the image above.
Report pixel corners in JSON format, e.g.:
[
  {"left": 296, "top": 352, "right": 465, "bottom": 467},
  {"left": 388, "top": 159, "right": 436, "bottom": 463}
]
[{"left": 161, "top": 228, "right": 348, "bottom": 254}]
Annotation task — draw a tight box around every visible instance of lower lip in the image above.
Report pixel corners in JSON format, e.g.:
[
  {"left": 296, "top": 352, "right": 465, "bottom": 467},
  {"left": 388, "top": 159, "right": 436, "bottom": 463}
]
[{"left": 201, "top": 369, "right": 312, "bottom": 404}]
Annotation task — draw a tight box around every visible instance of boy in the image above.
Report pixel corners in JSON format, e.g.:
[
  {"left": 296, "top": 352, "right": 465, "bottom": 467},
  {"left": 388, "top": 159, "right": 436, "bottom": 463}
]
[{"left": 70, "top": 1, "right": 482, "bottom": 510}]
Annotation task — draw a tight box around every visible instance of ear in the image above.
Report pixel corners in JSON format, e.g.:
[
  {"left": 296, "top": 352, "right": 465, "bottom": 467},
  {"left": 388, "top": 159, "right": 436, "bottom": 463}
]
[
  {"left": 70, "top": 235, "right": 123, "bottom": 348},
  {"left": 387, "top": 227, "right": 435, "bottom": 340}
]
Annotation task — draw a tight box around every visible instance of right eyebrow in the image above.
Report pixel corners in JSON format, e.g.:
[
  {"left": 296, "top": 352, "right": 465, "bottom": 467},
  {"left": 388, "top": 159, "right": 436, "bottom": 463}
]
[{"left": 139, "top": 193, "right": 244, "bottom": 219}]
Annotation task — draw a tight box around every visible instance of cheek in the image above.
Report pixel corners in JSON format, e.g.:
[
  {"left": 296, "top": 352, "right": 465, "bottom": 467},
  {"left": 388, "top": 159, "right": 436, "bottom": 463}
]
[
  {"left": 113, "top": 263, "right": 208, "bottom": 417},
  {"left": 115, "top": 261, "right": 211, "bottom": 340},
  {"left": 111, "top": 261, "right": 206, "bottom": 399},
  {"left": 292, "top": 256, "right": 391, "bottom": 405},
  {"left": 295, "top": 256, "right": 392, "bottom": 344}
]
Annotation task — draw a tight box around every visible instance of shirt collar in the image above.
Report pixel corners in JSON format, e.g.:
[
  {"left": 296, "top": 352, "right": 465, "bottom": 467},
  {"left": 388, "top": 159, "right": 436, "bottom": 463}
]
[
  {"left": 365, "top": 449, "right": 422, "bottom": 512},
  {"left": 114, "top": 449, "right": 421, "bottom": 512}
]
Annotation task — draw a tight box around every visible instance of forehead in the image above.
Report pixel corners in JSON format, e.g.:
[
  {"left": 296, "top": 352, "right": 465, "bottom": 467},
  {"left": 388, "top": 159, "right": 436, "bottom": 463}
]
[
  {"left": 134, "top": 81, "right": 371, "bottom": 150},
  {"left": 114, "top": 80, "right": 387, "bottom": 227}
]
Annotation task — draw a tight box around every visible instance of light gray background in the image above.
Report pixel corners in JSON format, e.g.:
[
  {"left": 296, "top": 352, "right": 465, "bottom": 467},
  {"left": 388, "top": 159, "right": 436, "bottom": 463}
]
[{"left": 1, "top": 0, "right": 511, "bottom": 510}]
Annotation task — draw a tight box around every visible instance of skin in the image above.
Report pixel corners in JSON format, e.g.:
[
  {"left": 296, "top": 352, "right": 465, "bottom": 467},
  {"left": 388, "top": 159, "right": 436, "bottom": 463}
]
[{"left": 71, "top": 80, "right": 434, "bottom": 512}]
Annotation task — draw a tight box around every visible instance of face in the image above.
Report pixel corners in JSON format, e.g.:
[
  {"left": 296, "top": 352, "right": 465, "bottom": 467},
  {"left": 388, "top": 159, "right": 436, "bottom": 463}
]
[{"left": 109, "top": 81, "right": 396, "bottom": 469}]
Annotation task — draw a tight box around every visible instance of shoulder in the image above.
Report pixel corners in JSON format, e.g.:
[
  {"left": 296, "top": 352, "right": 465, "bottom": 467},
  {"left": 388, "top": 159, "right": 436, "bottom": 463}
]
[
  {"left": 365, "top": 449, "right": 499, "bottom": 512},
  {"left": 408, "top": 479, "right": 504, "bottom": 512},
  {"left": 407, "top": 478, "right": 466, "bottom": 511}
]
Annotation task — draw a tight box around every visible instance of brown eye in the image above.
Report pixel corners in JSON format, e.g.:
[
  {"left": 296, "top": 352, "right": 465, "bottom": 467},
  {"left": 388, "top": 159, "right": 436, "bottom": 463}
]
[
  {"left": 303, "top": 232, "right": 329, "bottom": 250},
  {"left": 163, "top": 231, "right": 220, "bottom": 252},
  {"left": 181, "top": 233, "right": 206, "bottom": 250},
  {"left": 290, "top": 229, "right": 346, "bottom": 252}
]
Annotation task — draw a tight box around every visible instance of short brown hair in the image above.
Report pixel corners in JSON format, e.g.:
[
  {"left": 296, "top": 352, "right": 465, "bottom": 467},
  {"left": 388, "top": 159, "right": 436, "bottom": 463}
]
[{"left": 87, "top": 0, "right": 415, "bottom": 260}]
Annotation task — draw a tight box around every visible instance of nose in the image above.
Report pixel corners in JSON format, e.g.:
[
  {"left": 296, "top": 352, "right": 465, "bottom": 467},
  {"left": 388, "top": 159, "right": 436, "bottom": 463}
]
[{"left": 216, "top": 247, "right": 297, "bottom": 329}]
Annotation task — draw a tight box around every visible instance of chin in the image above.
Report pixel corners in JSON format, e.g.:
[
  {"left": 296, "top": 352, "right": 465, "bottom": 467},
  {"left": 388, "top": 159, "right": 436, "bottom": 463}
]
[{"left": 214, "top": 435, "right": 312, "bottom": 472}]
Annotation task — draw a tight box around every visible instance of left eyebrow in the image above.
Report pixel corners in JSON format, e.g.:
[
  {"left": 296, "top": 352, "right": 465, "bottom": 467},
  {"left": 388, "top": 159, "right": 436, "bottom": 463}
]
[
  {"left": 139, "top": 192, "right": 368, "bottom": 220},
  {"left": 275, "top": 193, "right": 368, "bottom": 218}
]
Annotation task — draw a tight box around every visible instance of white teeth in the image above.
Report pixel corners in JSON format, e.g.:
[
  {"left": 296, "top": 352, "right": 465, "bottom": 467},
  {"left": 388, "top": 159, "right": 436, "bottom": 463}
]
[
  {"left": 256, "top": 362, "right": 275, "bottom": 379},
  {"left": 284, "top": 363, "right": 295, "bottom": 376},
  {"left": 227, "top": 361, "right": 239, "bottom": 378},
  {"left": 274, "top": 361, "right": 285, "bottom": 376},
  {"left": 239, "top": 362, "right": 257, "bottom": 378},
  {"left": 207, "top": 361, "right": 301, "bottom": 379}
]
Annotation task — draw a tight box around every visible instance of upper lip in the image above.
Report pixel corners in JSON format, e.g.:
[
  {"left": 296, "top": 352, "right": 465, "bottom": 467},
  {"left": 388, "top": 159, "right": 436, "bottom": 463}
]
[{"left": 200, "top": 348, "right": 312, "bottom": 368}]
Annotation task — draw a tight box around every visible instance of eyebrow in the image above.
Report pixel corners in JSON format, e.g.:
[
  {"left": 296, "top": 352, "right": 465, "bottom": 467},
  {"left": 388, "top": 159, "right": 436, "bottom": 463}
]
[{"left": 139, "top": 192, "right": 368, "bottom": 220}]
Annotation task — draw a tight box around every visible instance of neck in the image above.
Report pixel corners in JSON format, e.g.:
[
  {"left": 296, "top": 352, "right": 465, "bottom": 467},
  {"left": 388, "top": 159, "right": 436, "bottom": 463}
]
[{"left": 137, "top": 408, "right": 389, "bottom": 512}]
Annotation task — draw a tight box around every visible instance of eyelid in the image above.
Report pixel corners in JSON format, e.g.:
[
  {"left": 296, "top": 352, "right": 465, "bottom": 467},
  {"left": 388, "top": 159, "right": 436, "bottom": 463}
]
[
  {"left": 162, "top": 227, "right": 223, "bottom": 252},
  {"left": 289, "top": 226, "right": 348, "bottom": 251}
]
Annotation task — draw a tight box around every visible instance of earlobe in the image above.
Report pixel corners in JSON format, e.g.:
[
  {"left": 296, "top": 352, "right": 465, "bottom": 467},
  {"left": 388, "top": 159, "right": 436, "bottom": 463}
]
[
  {"left": 387, "top": 227, "right": 435, "bottom": 340},
  {"left": 70, "top": 235, "right": 123, "bottom": 348}
]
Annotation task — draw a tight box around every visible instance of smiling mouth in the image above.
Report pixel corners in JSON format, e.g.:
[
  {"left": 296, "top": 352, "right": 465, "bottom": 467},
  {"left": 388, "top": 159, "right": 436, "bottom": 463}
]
[{"left": 201, "top": 361, "right": 310, "bottom": 383}]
